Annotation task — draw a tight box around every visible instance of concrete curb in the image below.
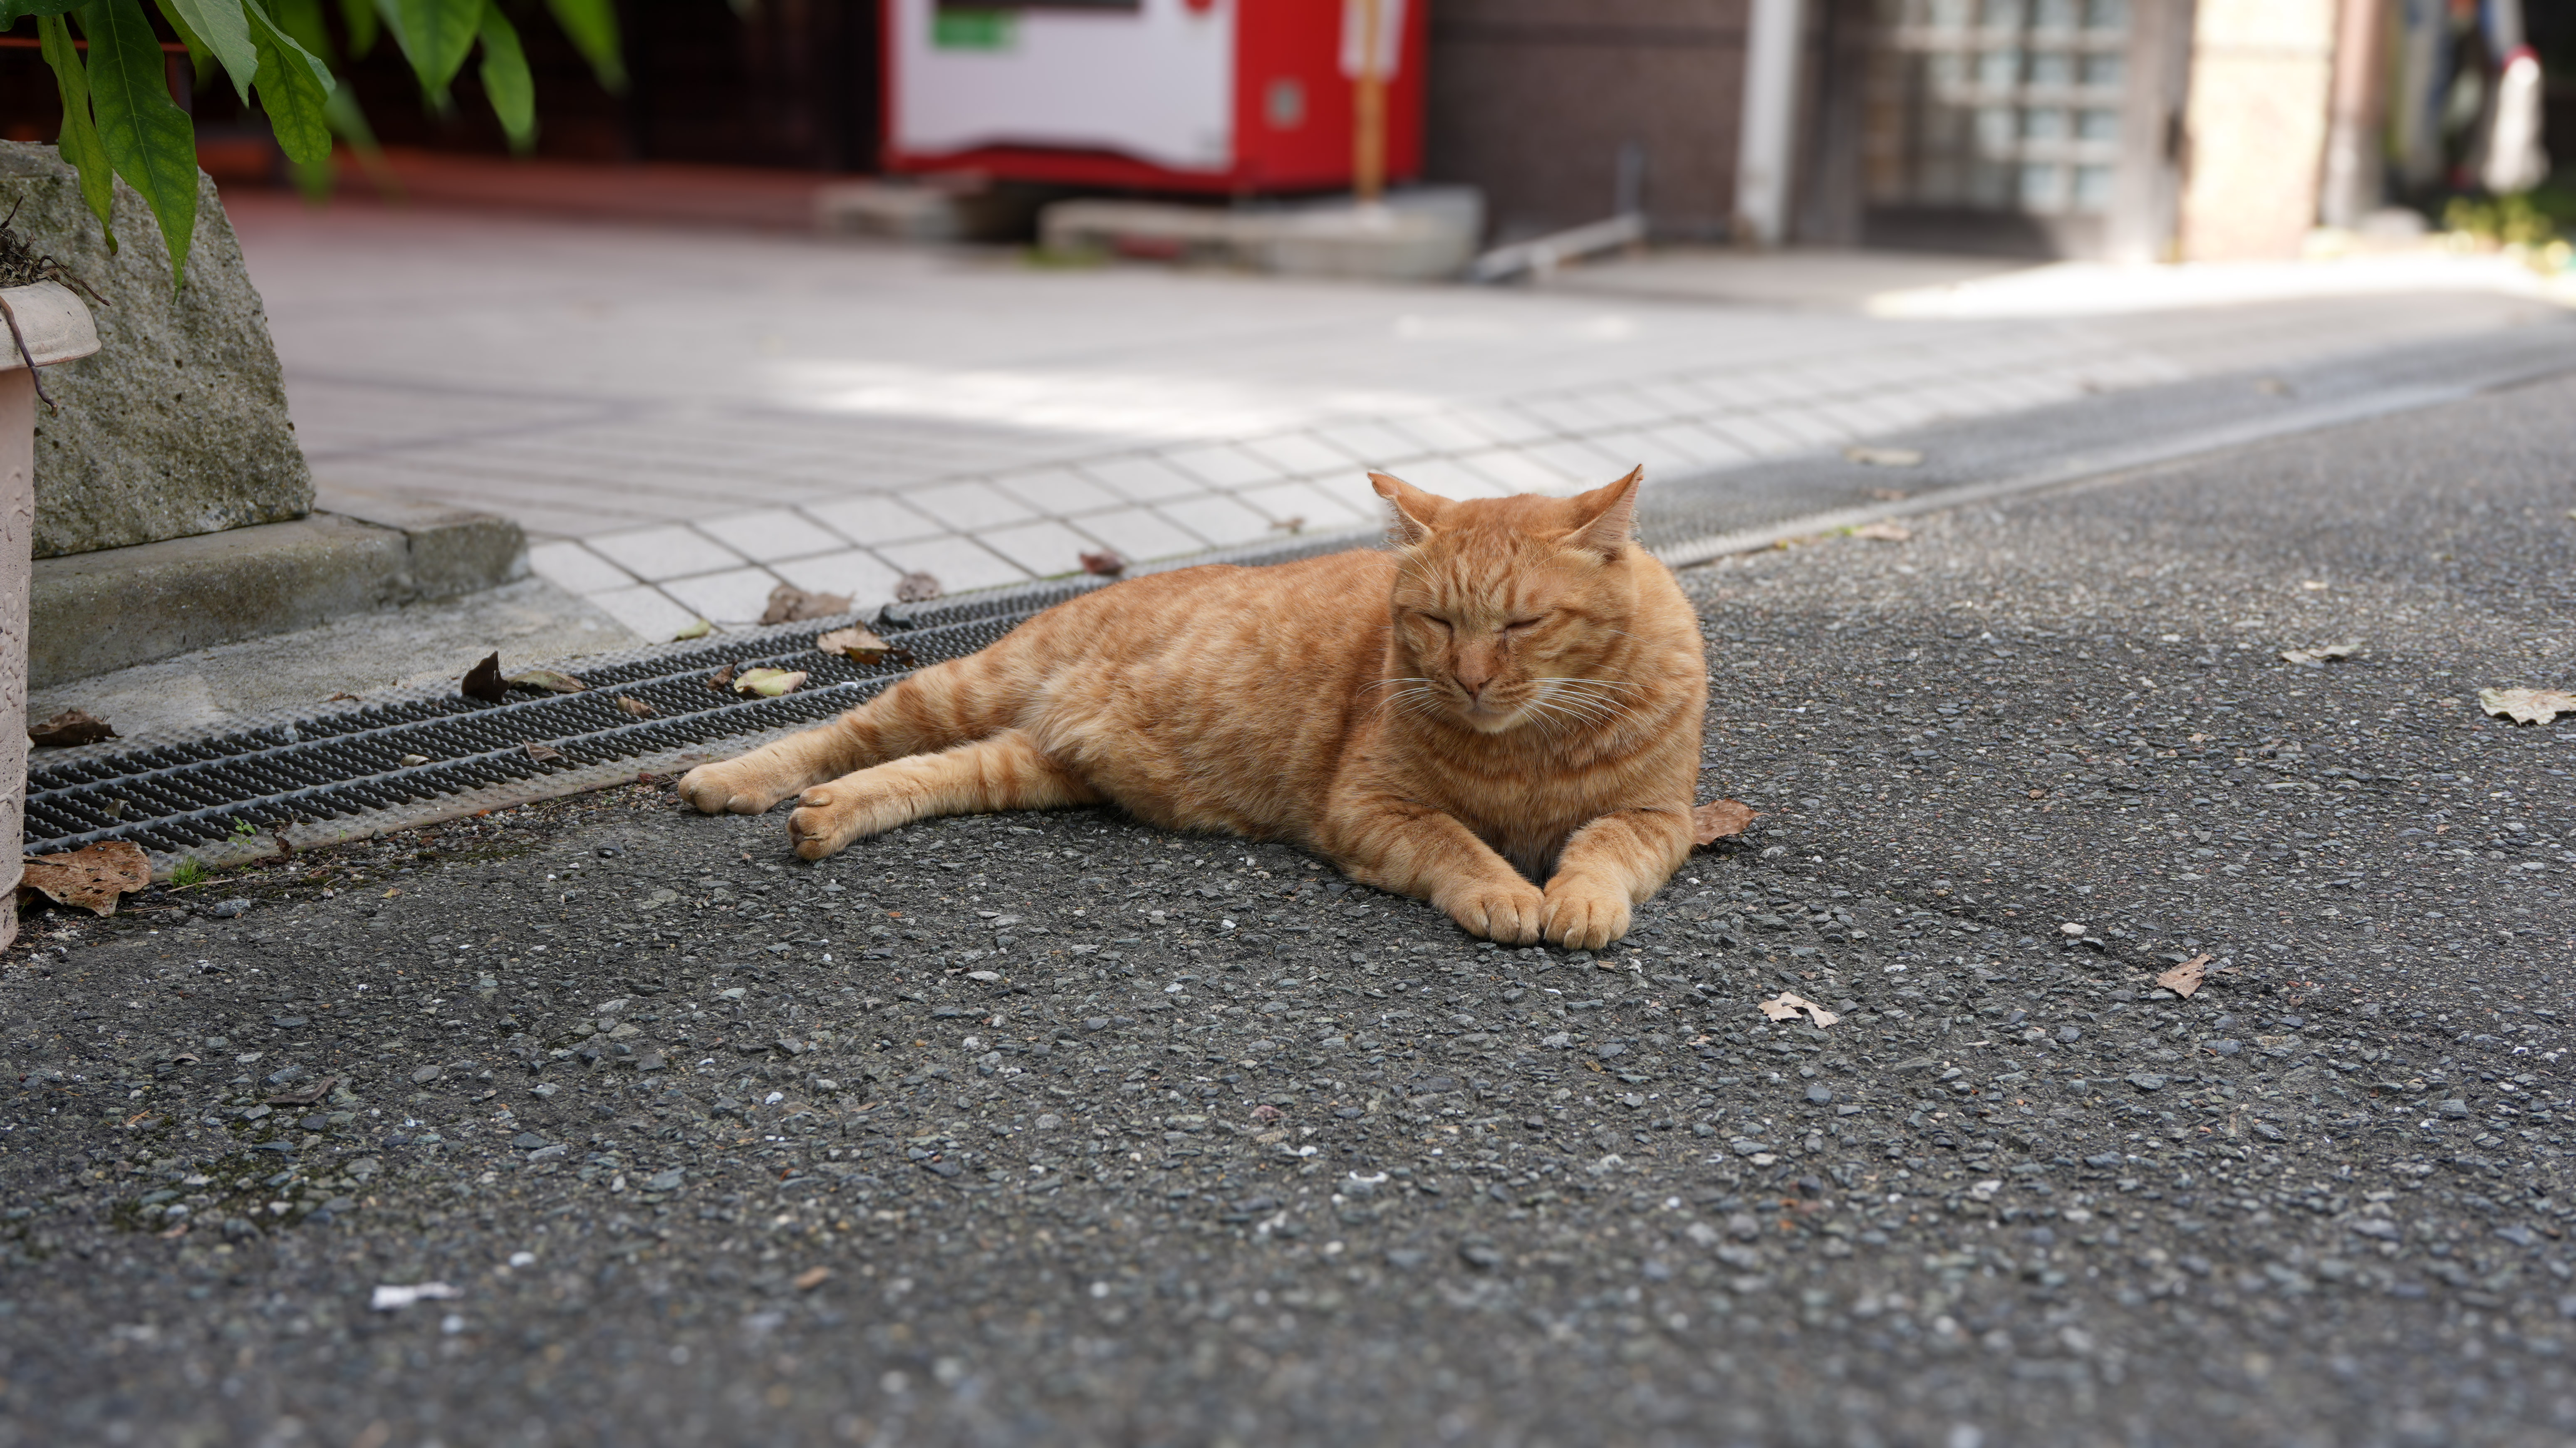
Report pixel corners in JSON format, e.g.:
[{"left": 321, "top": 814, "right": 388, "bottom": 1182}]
[{"left": 30, "top": 505, "right": 527, "bottom": 688}]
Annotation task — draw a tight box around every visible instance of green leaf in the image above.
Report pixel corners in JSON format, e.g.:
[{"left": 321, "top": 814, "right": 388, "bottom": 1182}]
[
  {"left": 267, "top": 0, "right": 334, "bottom": 60},
  {"left": 77, "top": 0, "right": 200, "bottom": 285},
  {"left": 475, "top": 0, "right": 535, "bottom": 152},
  {"left": 541, "top": 0, "right": 622, "bottom": 92},
  {"left": 156, "top": 0, "right": 260, "bottom": 103},
  {"left": 34, "top": 13, "right": 118, "bottom": 253},
  {"left": 373, "top": 0, "right": 480, "bottom": 99},
  {"left": 147, "top": 0, "right": 220, "bottom": 90},
  {"left": 1, "top": 0, "right": 86, "bottom": 23},
  {"left": 246, "top": 3, "right": 335, "bottom": 166},
  {"left": 335, "top": 0, "right": 375, "bottom": 57}
]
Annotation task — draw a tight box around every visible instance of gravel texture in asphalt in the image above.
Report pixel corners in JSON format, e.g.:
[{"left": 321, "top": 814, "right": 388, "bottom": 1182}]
[{"left": 5, "top": 376, "right": 2576, "bottom": 1446}]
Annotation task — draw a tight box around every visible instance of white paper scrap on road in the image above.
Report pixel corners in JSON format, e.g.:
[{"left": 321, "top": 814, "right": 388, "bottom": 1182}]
[{"left": 371, "top": 1282, "right": 462, "bottom": 1311}]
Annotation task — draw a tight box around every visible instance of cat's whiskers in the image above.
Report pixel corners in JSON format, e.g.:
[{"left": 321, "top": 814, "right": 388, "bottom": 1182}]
[{"left": 1532, "top": 679, "right": 1635, "bottom": 732}]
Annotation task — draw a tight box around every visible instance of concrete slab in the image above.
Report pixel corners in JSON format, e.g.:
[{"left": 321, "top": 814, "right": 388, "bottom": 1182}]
[
  {"left": 29, "top": 506, "right": 529, "bottom": 688},
  {"left": 23, "top": 575, "right": 632, "bottom": 742}
]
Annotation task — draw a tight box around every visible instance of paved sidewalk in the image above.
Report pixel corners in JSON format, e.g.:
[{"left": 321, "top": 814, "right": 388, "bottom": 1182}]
[{"left": 226, "top": 194, "right": 2568, "bottom": 641}]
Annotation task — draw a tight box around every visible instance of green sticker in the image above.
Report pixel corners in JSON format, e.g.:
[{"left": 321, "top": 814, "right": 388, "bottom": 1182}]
[{"left": 932, "top": 7, "right": 1014, "bottom": 51}]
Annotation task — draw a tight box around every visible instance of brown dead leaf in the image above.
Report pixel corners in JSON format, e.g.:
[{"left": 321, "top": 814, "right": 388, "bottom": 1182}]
[
  {"left": 2479, "top": 687, "right": 2576, "bottom": 725},
  {"left": 2157, "top": 953, "right": 2211, "bottom": 998},
  {"left": 20, "top": 840, "right": 151, "bottom": 916},
  {"left": 1850, "top": 521, "right": 1913, "bottom": 543},
  {"left": 760, "top": 584, "right": 852, "bottom": 627},
  {"left": 894, "top": 571, "right": 942, "bottom": 603},
  {"left": 1844, "top": 445, "right": 1924, "bottom": 467},
  {"left": 1758, "top": 993, "right": 1840, "bottom": 1028},
  {"left": 793, "top": 1266, "right": 834, "bottom": 1291},
  {"left": 1079, "top": 550, "right": 1126, "bottom": 577},
  {"left": 1690, "top": 799, "right": 1758, "bottom": 847},
  {"left": 815, "top": 625, "right": 901, "bottom": 664},
  {"left": 706, "top": 663, "right": 737, "bottom": 693},
  {"left": 504, "top": 668, "right": 587, "bottom": 695},
  {"left": 461, "top": 652, "right": 506, "bottom": 704},
  {"left": 398, "top": 753, "right": 430, "bottom": 767},
  {"left": 523, "top": 742, "right": 564, "bottom": 763},
  {"left": 27, "top": 708, "right": 116, "bottom": 748},
  {"left": 2279, "top": 642, "right": 2361, "bottom": 666},
  {"left": 1266, "top": 517, "right": 1306, "bottom": 535},
  {"left": 265, "top": 1074, "right": 338, "bottom": 1106},
  {"left": 733, "top": 668, "right": 807, "bottom": 698},
  {"left": 614, "top": 696, "right": 658, "bottom": 720},
  {"left": 325, "top": 692, "right": 362, "bottom": 703}
]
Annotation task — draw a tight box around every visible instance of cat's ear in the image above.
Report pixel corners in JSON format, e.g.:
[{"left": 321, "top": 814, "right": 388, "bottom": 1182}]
[
  {"left": 1563, "top": 465, "right": 1645, "bottom": 559},
  {"left": 1370, "top": 471, "right": 1448, "bottom": 546}
]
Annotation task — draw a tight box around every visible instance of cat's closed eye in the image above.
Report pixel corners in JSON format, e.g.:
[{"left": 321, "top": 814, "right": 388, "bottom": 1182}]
[{"left": 1504, "top": 616, "right": 1545, "bottom": 631}]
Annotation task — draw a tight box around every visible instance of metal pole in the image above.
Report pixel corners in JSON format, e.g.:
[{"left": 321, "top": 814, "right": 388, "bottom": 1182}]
[
  {"left": 1355, "top": 0, "right": 1386, "bottom": 203},
  {"left": 1736, "top": 0, "right": 1806, "bottom": 246}
]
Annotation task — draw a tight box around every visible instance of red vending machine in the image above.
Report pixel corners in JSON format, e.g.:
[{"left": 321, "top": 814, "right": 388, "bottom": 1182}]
[{"left": 882, "top": 0, "right": 1427, "bottom": 195}]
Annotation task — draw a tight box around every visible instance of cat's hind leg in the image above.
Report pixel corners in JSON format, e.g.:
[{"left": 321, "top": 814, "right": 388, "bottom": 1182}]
[
  {"left": 785, "top": 730, "right": 1100, "bottom": 860},
  {"left": 677, "top": 652, "right": 1030, "bottom": 817}
]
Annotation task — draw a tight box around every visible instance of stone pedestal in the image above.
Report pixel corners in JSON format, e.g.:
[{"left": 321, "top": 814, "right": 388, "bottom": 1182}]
[{"left": 0, "top": 280, "right": 102, "bottom": 950}]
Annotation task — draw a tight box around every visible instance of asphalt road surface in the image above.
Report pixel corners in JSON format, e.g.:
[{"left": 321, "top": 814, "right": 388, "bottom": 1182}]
[{"left": 8, "top": 374, "right": 2576, "bottom": 1447}]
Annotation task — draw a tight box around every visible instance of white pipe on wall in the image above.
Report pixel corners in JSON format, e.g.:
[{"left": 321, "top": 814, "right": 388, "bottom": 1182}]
[{"left": 1735, "top": 0, "right": 1806, "bottom": 247}]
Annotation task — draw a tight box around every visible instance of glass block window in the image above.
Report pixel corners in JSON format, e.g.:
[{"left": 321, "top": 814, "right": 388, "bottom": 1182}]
[{"left": 1863, "top": 0, "right": 2133, "bottom": 215}]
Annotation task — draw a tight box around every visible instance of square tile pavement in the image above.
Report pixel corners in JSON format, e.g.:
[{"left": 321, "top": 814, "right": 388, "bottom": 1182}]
[
  {"left": 662, "top": 566, "right": 790, "bottom": 626},
  {"left": 1070, "top": 507, "right": 1214, "bottom": 565},
  {"left": 694, "top": 508, "right": 855, "bottom": 564},
  {"left": 874, "top": 535, "right": 1032, "bottom": 596},
  {"left": 585, "top": 524, "right": 745, "bottom": 584}
]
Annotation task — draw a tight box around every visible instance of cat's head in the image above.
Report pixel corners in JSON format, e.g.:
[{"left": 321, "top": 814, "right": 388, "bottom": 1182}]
[{"left": 1370, "top": 467, "right": 1652, "bottom": 736}]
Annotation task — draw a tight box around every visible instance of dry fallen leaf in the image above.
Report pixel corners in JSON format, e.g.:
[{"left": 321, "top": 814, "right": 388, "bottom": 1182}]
[
  {"left": 614, "top": 696, "right": 658, "bottom": 719},
  {"left": 1267, "top": 517, "right": 1307, "bottom": 535},
  {"left": 397, "top": 753, "right": 430, "bottom": 767},
  {"left": 815, "top": 624, "right": 904, "bottom": 664},
  {"left": 1850, "top": 521, "right": 1912, "bottom": 542},
  {"left": 760, "top": 584, "right": 852, "bottom": 627},
  {"left": 706, "top": 663, "right": 737, "bottom": 693},
  {"left": 672, "top": 618, "right": 713, "bottom": 641},
  {"left": 504, "top": 668, "right": 587, "bottom": 695},
  {"left": 894, "top": 571, "right": 942, "bottom": 604},
  {"left": 2278, "top": 642, "right": 2361, "bottom": 666},
  {"left": 27, "top": 708, "right": 116, "bottom": 748},
  {"left": 20, "top": 840, "right": 151, "bottom": 916},
  {"left": 523, "top": 742, "right": 564, "bottom": 763},
  {"left": 2479, "top": 687, "right": 2576, "bottom": 725},
  {"left": 266, "top": 1074, "right": 338, "bottom": 1106},
  {"left": 1079, "top": 550, "right": 1126, "bottom": 577},
  {"left": 1844, "top": 445, "right": 1924, "bottom": 467},
  {"left": 793, "top": 1266, "right": 834, "bottom": 1291},
  {"left": 1690, "top": 799, "right": 1758, "bottom": 846},
  {"left": 2157, "top": 953, "right": 2211, "bottom": 998},
  {"left": 461, "top": 652, "right": 506, "bottom": 705},
  {"left": 1758, "top": 993, "right": 1840, "bottom": 1028},
  {"left": 733, "top": 668, "right": 807, "bottom": 698}
]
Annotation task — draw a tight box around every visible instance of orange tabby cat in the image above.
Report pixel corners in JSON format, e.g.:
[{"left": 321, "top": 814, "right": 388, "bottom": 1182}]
[{"left": 676, "top": 467, "right": 1706, "bottom": 948}]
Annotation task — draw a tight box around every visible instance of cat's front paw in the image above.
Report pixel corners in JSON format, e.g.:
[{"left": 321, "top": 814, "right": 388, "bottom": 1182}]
[
  {"left": 1541, "top": 877, "right": 1631, "bottom": 950},
  {"left": 1441, "top": 879, "right": 1545, "bottom": 945},
  {"left": 676, "top": 759, "right": 789, "bottom": 816}
]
